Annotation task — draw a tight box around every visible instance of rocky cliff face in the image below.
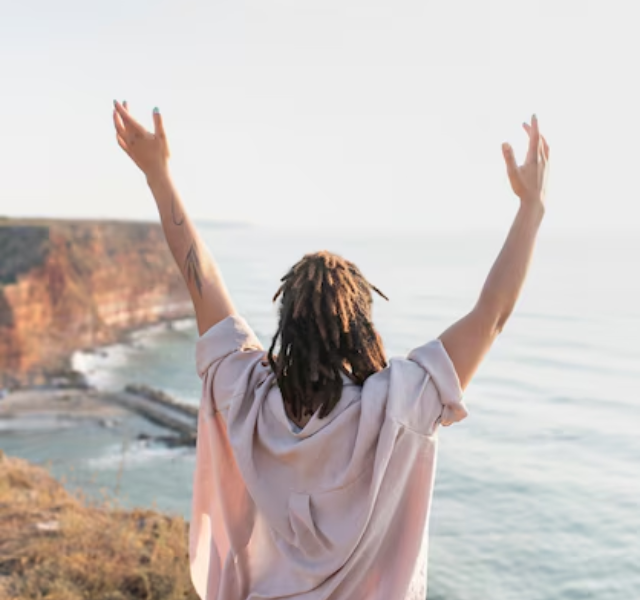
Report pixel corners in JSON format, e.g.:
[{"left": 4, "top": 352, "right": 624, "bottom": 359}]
[{"left": 0, "top": 219, "right": 192, "bottom": 387}]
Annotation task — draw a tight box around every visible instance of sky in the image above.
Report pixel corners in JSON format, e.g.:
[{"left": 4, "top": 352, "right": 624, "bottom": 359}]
[{"left": 1, "top": 0, "right": 638, "bottom": 232}]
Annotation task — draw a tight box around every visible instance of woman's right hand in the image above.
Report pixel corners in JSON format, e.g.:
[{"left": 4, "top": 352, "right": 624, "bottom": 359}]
[
  {"left": 113, "top": 101, "right": 170, "bottom": 181},
  {"left": 501, "top": 114, "right": 550, "bottom": 206}
]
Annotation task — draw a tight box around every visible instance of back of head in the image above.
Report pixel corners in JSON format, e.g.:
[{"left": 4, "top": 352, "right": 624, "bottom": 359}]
[{"left": 268, "top": 250, "right": 388, "bottom": 421}]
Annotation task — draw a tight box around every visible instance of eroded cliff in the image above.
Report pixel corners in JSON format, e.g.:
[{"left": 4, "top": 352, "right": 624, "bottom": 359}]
[{"left": 0, "top": 219, "right": 192, "bottom": 387}]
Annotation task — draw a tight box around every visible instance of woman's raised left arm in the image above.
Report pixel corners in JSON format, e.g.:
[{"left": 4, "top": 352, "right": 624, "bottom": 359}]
[{"left": 113, "top": 101, "right": 235, "bottom": 335}]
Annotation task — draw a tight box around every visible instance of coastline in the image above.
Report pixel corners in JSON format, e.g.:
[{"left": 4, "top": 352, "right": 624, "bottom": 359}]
[
  {"left": 0, "top": 314, "right": 197, "bottom": 392},
  {"left": 0, "top": 217, "right": 195, "bottom": 389},
  {"left": 70, "top": 315, "right": 197, "bottom": 389},
  {"left": 1, "top": 316, "right": 199, "bottom": 445}
]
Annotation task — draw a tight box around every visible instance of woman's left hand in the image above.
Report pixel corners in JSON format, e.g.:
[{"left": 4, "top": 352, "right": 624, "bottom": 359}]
[{"left": 113, "top": 101, "right": 170, "bottom": 180}]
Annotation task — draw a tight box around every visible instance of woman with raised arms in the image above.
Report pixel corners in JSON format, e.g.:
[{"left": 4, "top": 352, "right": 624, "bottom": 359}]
[{"left": 113, "top": 100, "right": 549, "bottom": 600}]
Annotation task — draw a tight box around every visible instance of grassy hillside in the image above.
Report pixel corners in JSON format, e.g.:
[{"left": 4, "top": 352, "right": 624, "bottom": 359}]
[{"left": 0, "top": 452, "right": 198, "bottom": 600}]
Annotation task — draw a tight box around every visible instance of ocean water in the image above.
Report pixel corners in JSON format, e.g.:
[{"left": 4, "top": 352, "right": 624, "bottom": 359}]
[{"left": 2, "top": 224, "right": 639, "bottom": 599}]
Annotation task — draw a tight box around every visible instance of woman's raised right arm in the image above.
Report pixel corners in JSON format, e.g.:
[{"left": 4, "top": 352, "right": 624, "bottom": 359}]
[
  {"left": 438, "top": 115, "right": 550, "bottom": 391},
  {"left": 112, "top": 101, "right": 236, "bottom": 336}
]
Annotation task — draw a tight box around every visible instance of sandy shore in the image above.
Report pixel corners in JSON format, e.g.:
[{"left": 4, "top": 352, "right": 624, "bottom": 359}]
[{"left": 0, "top": 388, "right": 129, "bottom": 431}]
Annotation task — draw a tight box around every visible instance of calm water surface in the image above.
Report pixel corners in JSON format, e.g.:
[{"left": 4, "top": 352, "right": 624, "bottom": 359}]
[{"left": 2, "top": 225, "right": 639, "bottom": 600}]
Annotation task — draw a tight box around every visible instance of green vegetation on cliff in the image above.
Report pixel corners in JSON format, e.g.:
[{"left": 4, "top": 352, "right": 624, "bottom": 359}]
[
  {"left": 0, "top": 225, "right": 50, "bottom": 285},
  {"left": 0, "top": 452, "right": 198, "bottom": 600}
]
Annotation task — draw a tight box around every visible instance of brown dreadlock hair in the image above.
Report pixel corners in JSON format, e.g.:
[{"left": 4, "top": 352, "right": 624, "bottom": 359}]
[{"left": 268, "top": 250, "right": 389, "bottom": 421}]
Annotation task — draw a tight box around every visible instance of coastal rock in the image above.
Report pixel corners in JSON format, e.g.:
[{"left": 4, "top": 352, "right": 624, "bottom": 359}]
[
  {"left": 0, "top": 219, "right": 192, "bottom": 387},
  {"left": 124, "top": 383, "right": 199, "bottom": 417}
]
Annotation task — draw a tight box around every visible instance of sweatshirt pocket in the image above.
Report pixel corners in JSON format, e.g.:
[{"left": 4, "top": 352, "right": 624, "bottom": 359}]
[{"left": 287, "top": 460, "right": 374, "bottom": 567}]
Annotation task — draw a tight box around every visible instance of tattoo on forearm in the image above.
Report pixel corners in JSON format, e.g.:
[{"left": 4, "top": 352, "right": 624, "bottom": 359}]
[
  {"left": 184, "top": 243, "right": 203, "bottom": 297},
  {"left": 171, "top": 194, "right": 185, "bottom": 226}
]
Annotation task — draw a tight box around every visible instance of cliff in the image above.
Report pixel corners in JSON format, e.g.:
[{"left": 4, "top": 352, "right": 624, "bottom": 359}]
[{"left": 0, "top": 218, "right": 192, "bottom": 387}]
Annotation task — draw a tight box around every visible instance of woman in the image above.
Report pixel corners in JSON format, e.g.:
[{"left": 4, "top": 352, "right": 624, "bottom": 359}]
[{"left": 113, "top": 101, "right": 549, "bottom": 599}]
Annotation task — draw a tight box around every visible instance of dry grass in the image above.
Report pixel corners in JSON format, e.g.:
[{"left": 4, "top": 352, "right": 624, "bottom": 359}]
[{"left": 0, "top": 451, "right": 198, "bottom": 600}]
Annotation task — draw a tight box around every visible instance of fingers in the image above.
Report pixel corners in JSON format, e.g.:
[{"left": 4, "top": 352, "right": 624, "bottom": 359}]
[
  {"left": 540, "top": 135, "right": 549, "bottom": 161},
  {"left": 525, "top": 114, "right": 540, "bottom": 164},
  {"left": 116, "top": 134, "right": 131, "bottom": 157},
  {"left": 522, "top": 122, "right": 550, "bottom": 160},
  {"left": 152, "top": 107, "right": 166, "bottom": 140},
  {"left": 523, "top": 123, "right": 548, "bottom": 159},
  {"left": 113, "top": 109, "right": 126, "bottom": 138},
  {"left": 502, "top": 142, "right": 518, "bottom": 172},
  {"left": 113, "top": 100, "right": 147, "bottom": 135},
  {"left": 502, "top": 142, "right": 519, "bottom": 185}
]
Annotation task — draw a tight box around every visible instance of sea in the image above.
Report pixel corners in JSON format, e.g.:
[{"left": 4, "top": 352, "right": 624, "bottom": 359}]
[{"left": 2, "top": 224, "right": 639, "bottom": 600}]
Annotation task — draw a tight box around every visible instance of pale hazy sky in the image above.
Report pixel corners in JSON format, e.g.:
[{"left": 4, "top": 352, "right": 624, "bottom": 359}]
[{"left": 1, "top": 0, "right": 638, "bottom": 232}]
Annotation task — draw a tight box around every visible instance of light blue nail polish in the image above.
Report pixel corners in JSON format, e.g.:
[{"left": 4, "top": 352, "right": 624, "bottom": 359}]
[
  {"left": 153, "top": 107, "right": 160, "bottom": 114},
  {"left": 113, "top": 99, "right": 117, "bottom": 106}
]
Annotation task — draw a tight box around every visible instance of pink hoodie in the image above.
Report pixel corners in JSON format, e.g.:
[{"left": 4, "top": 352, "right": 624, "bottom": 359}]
[{"left": 190, "top": 315, "right": 467, "bottom": 599}]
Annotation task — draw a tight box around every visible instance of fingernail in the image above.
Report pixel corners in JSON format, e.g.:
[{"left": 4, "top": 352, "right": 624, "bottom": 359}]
[
  {"left": 113, "top": 99, "right": 117, "bottom": 107},
  {"left": 153, "top": 107, "right": 160, "bottom": 114},
  {"left": 532, "top": 113, "right": 537, "bottom": 120}
]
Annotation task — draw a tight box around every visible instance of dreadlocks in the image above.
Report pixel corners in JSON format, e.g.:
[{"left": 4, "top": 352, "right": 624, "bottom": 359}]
[{"left": 268, "top": 250, "right": 388, "bottom": 421}]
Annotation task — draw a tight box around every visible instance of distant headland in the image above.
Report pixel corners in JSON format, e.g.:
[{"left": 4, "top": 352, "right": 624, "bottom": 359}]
[{"left": 0, "top": 217, "right": 195, "bottom": 389}]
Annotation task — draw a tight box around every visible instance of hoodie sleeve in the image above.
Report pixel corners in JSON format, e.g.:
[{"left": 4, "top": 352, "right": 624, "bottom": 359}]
[
  {"left": 388, "top": 339, "right": 468, "bottom": 435},
  {"left": 195, "top": 315, "right": 265, "bottom": 418}
]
